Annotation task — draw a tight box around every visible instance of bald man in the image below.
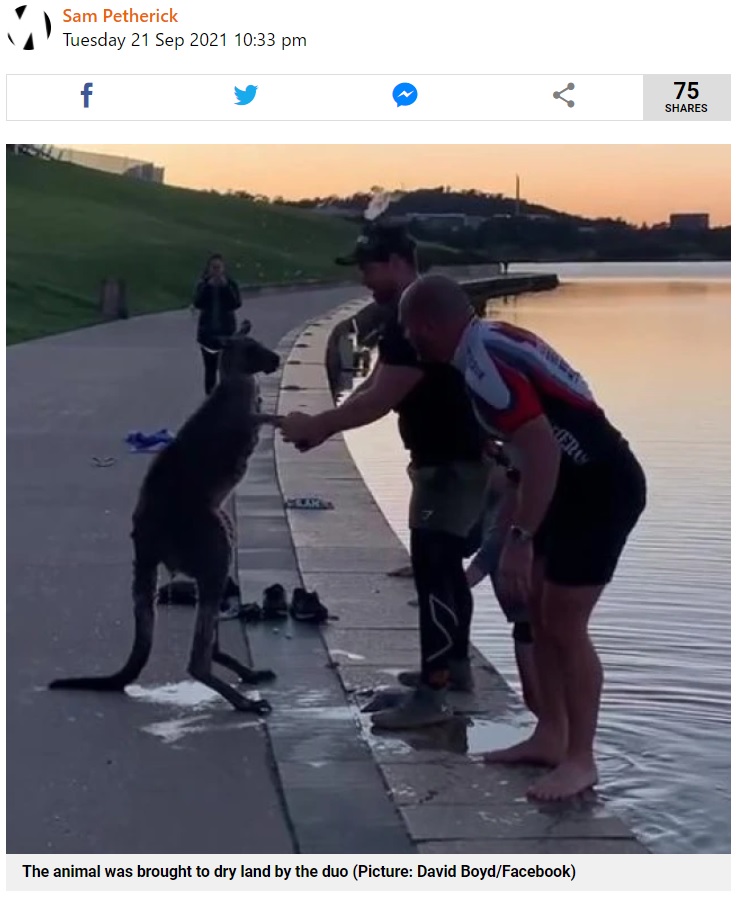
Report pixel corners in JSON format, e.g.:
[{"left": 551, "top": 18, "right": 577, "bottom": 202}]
[{"left": 399, "top": 274, "right": 647, "bottom": 802}]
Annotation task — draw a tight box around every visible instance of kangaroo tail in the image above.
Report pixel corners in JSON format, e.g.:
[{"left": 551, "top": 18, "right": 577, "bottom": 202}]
[
  {"left": 49, "top": 554, "right": 157, "bottom": 692},
  {"left": 48, "top": 617, "right": 154, "bottom": 691}
]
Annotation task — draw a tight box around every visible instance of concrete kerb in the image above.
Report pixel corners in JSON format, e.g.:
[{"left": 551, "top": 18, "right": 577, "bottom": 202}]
[
  {"left": 234, "top": 308, "right": 415, "bottom": 854},
  {"left": 259, "top": 298, "right": 650, "bottom": 855}
]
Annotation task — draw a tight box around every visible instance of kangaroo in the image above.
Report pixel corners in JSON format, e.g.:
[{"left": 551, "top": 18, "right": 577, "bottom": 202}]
[{"left": 49, "top": 319, "right": 281, "bottom": 714}]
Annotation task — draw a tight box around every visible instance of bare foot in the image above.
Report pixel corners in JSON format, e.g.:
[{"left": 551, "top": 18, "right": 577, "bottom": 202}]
[
  {"left": 482, "top": 733, "right": 565, "bottom": 767},
  {"left": 526, "top": 757, "right": 598, "bottom": 801}
]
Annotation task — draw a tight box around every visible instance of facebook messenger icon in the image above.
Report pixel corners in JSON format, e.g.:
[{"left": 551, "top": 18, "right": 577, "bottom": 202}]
[{"left": 392, "top": 82, "right": 417, "bottom": 107}]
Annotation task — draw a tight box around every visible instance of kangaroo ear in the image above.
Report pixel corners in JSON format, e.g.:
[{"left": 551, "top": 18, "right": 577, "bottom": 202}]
[{"left": 237, "top": 319, "right": 252, "bottom": 335}]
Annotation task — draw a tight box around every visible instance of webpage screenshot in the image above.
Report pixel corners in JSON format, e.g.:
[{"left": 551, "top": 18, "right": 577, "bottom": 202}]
[{"left": 4, "top": 0, "right": 732, "bottom": 893}]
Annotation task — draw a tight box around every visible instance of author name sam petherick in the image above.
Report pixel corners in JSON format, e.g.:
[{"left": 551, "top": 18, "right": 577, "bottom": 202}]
[{"left": 63, "top": 7, "right": 179, "bottom": 24}]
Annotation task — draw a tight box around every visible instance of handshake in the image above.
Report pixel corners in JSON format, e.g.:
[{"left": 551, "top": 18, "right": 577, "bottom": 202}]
[{"left": 273, "top": 411, "right": 332, "bottom": 453}]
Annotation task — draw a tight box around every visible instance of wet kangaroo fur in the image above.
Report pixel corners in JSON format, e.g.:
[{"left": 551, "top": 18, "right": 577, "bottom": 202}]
[{"left": 48, "top": 320, "right": 281, "bottom": 713}]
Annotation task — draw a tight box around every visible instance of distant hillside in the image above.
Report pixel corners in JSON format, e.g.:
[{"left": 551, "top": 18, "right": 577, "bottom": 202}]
[
  {"left": 281, "top": 187, "right": 730, "bottom": 263},
  {"left": 283, "top": 187, "right": 592, "bottom": 222}
]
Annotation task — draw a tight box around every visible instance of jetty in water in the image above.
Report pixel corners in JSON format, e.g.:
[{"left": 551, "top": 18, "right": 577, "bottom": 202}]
[{"left": 334, "top": 271, "right": 559, "bottom": 363}]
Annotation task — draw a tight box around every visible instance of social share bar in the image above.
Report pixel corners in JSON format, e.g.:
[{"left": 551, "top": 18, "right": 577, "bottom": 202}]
[{"left": 6, "top": 74, "right": 731, "bottom": 121}]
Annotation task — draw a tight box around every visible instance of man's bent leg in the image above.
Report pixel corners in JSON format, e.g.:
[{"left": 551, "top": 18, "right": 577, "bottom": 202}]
[
  {"left": 398, "top": 462, "right": 487, "bottom": 691},
  {"left": 528, "top": 457, "right": 646, "bottom": 799},
  {"left": 527, "top": 582, "right": 603, "bottom": 800},
  {"left": 371, "top": 529, "right": 455, "bottom": 728}
]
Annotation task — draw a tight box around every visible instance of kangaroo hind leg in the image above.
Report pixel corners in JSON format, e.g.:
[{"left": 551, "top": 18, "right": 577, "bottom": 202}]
[
  {"left": 189, "top": 578, "right": 271, "bottom": 714},
  {"left": 186, "top": 516, "right": 271, "bottom": 713}
]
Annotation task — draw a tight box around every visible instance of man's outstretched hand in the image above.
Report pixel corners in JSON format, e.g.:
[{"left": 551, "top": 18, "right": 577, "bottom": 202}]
[{"left": 279, "top": 412, "right": 332, "bottom": 452}]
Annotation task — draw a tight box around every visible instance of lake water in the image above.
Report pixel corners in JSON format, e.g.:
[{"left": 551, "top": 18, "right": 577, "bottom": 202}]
[{"left": 342, "top": 262, "right": 731, "bottom": 854}]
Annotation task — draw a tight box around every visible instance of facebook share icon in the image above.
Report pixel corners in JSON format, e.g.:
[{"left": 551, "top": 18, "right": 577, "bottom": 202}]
[{"left": 81, "top": 82, "right": 93, "bottom": 108}]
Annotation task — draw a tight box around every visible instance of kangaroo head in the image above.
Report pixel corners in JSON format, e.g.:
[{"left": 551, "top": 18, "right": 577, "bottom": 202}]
[{"left": 218, "top": 320, "right": 280, "bottom": 377}]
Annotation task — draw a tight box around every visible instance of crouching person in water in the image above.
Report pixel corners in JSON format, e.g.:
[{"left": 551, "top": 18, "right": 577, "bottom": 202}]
[{"left": 464, "top": 445, "right": 540, "bottom": 717}]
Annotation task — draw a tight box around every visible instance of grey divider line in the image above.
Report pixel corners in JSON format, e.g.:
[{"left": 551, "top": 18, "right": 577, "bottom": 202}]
[
  {"left": 269, "top": 299, "right": 650, "bottom": 856},
  {"left": 234, "top": 309, "right": 416, "bottom": 854}
]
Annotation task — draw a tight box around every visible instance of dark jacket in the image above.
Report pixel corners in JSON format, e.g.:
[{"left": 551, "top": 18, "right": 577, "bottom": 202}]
[{"left": 193, "top": 276, "right": 242, "bottom": 349}]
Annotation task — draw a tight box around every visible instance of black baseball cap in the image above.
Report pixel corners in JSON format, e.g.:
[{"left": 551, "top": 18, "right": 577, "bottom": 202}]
[{"left": 335, "top": 224, "right": 417, "bottom": 266}]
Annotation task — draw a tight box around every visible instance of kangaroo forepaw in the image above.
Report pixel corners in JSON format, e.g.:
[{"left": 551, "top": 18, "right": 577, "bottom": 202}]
[{"left": 239, "top": 668, "right": 276, "bottom": 685}]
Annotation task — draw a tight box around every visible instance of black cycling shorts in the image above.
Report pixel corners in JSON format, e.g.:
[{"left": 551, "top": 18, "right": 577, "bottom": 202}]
[{"left": 534, "top": 448, "right": 647, "bottom": 587}]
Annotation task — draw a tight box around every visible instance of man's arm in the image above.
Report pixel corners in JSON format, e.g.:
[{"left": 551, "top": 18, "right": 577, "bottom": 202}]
[
  {"left": 314, "top": 362, "right": 423, "bottom": 436},
  {"left": 506, "top": 417, "right": 560, "bottom": 536},
  {"left": 466, "top": 353, "right": 560, "bottom": 536},
  {"left": 342, "top": 361, "right": 378, "bottom": 406}
]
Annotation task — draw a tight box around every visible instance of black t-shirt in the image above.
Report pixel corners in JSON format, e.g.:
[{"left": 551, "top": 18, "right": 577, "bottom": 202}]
[{"left": 376, "top": 311, "right": 486, "bottom": 466}]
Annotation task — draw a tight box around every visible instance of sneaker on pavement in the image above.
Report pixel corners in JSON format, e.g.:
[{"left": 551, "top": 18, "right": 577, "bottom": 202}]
[
  {"left": 289, "top": 587, "right": 329, "bottom": 623},
  {"left": 262, "top": 583, "right": 289, "bottom": 620}
]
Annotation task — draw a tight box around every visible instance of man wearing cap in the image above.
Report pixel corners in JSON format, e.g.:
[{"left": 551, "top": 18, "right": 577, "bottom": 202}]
[{"left": 280, "top": 225, "right": 489, "bottom": 729}]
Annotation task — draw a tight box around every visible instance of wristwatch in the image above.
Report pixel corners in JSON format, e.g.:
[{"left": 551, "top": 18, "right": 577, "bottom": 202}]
[{"left": 509, "top": 525, "right": 534, "bottom": 543}]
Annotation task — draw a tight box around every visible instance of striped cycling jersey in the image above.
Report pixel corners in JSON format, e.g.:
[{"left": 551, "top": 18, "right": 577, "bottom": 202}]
[{"left": 453, "top": 318, "right": 627, "bottom": 467}]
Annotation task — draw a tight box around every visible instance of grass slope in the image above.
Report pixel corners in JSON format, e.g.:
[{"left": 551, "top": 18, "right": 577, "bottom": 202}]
[{"left": 6, "top": 154, "right": 359, "bottom": 343}]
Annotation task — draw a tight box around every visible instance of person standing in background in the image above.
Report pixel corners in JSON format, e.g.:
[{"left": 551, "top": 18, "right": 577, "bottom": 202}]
[{"left": 192, "top": 254, "right": 242, "bottom": 394}]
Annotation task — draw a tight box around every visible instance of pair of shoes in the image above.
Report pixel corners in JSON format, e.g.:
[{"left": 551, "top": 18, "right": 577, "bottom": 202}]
[
  {"left": 226, "top": 584, "right": 288, "bottom": 622},
  {"left": 289, "top": 587, "right": 331, "bottom": 623},
  {"left": 396, "top": 658, "right": 475, "bottom": 693},
  {"left": 370, "top": 684, "right": 453, "bottom": 730},
  {"left": 262, "top": 584, "right": 289, "bottom": 620}
]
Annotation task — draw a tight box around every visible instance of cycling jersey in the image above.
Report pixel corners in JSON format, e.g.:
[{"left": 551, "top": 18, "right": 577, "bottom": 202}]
[{"left": 453, "top": 318, "right": 628, "bottom": 467}]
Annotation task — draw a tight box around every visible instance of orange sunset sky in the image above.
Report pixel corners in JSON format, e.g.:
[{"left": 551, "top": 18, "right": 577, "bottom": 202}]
[{"left": 67, "top": 144, "right": 730, "bottom": 226}]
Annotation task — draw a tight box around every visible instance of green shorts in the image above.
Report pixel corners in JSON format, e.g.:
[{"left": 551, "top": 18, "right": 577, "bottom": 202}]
[{"left": 408, "top": 460, "right": 490, "bottom": 538}]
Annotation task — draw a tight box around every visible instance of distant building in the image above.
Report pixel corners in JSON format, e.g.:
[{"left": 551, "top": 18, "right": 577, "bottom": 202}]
[
  {"left": 669, "top": 213, "right": 710, "bottom": 232},
  {"left": 56, "top": 146, "right": 164, "bottom": 183},
  {"left": 402, "top": 212, "right": 486, "bottom": 230}
]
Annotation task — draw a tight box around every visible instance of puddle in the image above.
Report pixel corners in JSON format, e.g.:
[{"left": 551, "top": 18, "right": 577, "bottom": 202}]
[
  {"left": 142, "top": 714, "right": 262, "bottom": 746},
  {"left": 329, "top": 649, "right": 366, "bottom": 662},
  {"left": 465, "top": 716, "right": 530, "bottom": 755},
  {"left": 272, "top": 688, "right": 341, "bottom": 709},
  {"left": 360, "top": 711, "right": 530, "bottom": 759},
  {"left": 275, "top": 705, "right": 356, "bottom": 722},
  {"left": 126, "top": 681, "right": 223, "bottom": 709}
]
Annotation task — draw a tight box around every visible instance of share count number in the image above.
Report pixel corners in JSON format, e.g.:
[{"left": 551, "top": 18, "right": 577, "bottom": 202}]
[{"left": 674, "top": 81, "right": 699, "bottom": 99}]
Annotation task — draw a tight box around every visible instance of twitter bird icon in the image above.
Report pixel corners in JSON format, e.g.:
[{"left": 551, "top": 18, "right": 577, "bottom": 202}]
[{"left": 234, "top": 85, "right": 258, "bottom": 106}]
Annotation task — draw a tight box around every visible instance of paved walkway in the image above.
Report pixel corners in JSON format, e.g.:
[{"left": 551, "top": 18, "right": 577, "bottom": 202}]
[{"left": 6, "top": 285, "right": 362, "bottom": 854}]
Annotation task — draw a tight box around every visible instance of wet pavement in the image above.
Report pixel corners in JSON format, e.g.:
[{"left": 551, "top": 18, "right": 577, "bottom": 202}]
[{"left": 266, "top": 302, "right": 650, "bottom": 855}]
